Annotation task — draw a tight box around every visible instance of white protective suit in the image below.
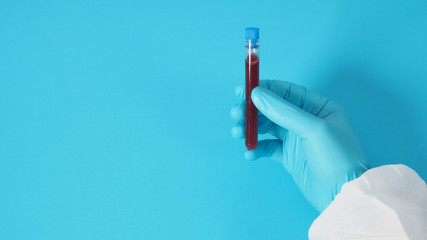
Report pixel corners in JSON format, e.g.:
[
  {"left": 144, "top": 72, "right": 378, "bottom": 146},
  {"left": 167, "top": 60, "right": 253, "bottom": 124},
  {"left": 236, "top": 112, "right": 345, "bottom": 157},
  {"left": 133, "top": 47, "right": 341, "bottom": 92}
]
[{"left": 309, "top": 165, "right": 427, "bottom": 240}]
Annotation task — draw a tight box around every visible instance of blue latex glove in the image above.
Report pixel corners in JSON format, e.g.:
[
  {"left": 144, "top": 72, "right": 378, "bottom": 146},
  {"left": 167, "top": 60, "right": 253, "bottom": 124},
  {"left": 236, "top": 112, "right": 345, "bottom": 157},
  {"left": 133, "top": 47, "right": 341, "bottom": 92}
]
[{"left": 230, "top": 80, "right": 370, "bottom": 212}]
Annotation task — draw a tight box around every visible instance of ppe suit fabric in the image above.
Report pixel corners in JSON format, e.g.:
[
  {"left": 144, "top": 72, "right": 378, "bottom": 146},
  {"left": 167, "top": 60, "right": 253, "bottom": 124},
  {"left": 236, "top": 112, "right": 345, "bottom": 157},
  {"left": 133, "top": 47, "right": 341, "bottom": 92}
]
[{"left": 309, "top": 165, "right": 427, "bottom": 240}]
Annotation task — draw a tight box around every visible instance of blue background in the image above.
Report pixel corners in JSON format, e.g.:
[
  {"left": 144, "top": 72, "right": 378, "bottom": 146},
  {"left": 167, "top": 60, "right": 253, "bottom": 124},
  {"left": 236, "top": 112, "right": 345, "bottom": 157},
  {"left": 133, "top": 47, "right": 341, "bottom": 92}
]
[{"left": 1, "top": 0, "right": 426, "bottom": 239}]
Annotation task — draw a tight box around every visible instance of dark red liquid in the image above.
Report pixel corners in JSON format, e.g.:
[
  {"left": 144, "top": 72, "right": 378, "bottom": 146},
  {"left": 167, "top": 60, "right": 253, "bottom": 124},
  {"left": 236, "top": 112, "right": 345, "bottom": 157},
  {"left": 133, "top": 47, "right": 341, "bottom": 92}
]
[{"left": 245, "top": 53, "right": 259, "bottom": 150}]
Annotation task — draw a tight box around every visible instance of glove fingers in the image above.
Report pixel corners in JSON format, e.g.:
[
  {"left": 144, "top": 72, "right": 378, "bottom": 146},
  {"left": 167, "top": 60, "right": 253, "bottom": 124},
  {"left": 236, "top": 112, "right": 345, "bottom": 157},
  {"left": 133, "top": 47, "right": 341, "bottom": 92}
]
[
  {"left": 230, "top": 103, "right": 262, "bottom": 121},
  {"left": 230, "top": 103, "right": 245, "bottom": 121},
  {"left": 235, "top": 81, "right": 330, "bottom": 117},
  {"left": 258, "top": 115, "right": 288, "bottom": 139},
  {"left": 244, "top": 139, "right": 283, "bottom": 163},
  {"left": 259, "top": 80, "right": 330, "bottom": 115},
  {"left": 230, "top": 117, "right": 287, "bottom": 139},
  {"left": 251, "top": 87, "right": 320, "bottom": 138},
  {"left": 230, "top": 104, "right": 287, "bottom": 139},
  {"left": 234, "top": 83, "right": 246, "bottom": 99}
]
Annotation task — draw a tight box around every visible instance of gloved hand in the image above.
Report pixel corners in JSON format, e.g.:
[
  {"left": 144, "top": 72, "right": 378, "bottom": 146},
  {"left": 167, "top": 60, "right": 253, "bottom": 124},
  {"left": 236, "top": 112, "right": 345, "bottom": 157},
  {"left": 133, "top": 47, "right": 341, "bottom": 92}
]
[{"left": 230, "top": 80, "right": 370, "bottom": 212}]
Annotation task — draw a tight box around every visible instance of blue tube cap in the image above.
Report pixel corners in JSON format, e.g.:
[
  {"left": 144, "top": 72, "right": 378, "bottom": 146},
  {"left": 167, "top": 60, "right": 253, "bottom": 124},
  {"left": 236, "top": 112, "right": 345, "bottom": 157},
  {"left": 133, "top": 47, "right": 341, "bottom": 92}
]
[{"left": 245, "top": 27, "right": 259, "bottom": 39}]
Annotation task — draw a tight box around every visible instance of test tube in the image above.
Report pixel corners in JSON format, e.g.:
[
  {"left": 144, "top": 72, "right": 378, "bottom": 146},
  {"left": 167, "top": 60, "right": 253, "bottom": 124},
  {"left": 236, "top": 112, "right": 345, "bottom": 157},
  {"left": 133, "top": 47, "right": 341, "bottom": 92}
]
[{"left": 245, "top": 27, "right": 259, "bottom": 150}]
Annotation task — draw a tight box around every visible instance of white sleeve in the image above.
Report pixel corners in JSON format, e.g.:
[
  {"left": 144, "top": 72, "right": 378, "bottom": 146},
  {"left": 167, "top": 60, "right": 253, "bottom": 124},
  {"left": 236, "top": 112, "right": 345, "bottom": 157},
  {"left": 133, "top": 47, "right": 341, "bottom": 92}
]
[{"left": 308, "top": 164, "right": 427, "bottom": 240}]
